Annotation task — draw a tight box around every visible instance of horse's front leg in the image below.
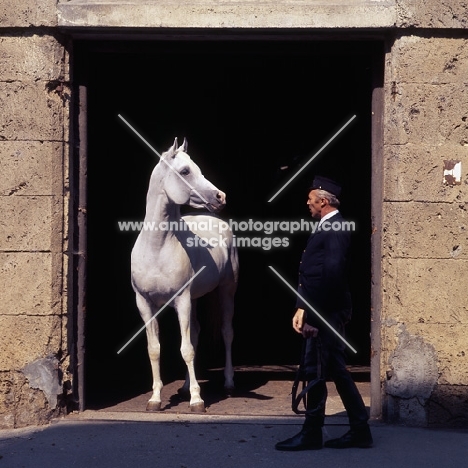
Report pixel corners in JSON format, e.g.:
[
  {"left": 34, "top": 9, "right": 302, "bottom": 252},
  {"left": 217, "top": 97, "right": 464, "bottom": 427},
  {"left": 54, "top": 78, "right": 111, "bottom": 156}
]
[
  {"left": 179, "top": 299, "right": 200, "bottom": 398},
  {"left": 175, "top": 293, "right": 205, "bottom": 412},
  {"left": 136, "top": 292, "right": 163, "bottom": 411}
]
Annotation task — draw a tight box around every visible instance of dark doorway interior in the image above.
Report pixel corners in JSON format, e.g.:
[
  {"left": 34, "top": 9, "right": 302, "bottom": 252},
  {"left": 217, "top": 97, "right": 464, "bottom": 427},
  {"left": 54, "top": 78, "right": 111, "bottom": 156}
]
[{"left": 79, "top": 39, "right": 379, "bottom": 408}]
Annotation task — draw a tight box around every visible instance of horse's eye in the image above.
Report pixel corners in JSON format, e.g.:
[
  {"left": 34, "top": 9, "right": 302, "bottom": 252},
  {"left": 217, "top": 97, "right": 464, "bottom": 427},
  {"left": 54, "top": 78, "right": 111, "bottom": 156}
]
[{"left": 180, "top": 168, "right": 190, "bottom": 176}]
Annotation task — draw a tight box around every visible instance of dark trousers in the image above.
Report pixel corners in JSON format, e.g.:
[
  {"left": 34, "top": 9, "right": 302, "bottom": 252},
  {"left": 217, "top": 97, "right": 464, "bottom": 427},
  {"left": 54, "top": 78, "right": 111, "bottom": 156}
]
[{"left": 302, "top": 325, "right": 369, "bottom": 429}]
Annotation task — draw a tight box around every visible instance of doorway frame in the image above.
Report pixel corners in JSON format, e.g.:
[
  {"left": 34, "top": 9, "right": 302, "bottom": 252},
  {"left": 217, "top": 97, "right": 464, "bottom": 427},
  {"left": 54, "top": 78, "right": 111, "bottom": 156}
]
[{"left": 68, "top": 32, "right": 386, "bottom": 418}]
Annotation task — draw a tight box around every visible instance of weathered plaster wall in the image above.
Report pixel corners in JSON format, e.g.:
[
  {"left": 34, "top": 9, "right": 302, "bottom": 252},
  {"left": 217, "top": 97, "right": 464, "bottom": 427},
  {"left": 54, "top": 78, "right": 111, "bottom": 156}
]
[
  {"left": 382, "top": 33, "right": 468, "bottom": 426},
  {"left": 0, "top": 1, "right": 71, "bottom": 428}
]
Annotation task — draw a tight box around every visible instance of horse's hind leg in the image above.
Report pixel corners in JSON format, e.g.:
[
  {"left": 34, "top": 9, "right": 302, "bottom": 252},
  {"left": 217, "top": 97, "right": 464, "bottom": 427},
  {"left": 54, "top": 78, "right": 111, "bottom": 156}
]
[
  {"left": 135, "top": 292, "right": 163, "bottom": 411},
  {"left": 218, "top": 283, "right": 236, "bottom": 395}
]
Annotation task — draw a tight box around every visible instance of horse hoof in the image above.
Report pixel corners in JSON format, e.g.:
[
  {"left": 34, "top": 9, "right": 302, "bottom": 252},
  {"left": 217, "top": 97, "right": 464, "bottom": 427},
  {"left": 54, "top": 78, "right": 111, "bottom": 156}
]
[
  {"left": 190, "top": 402, "right": 206, "bottom": 413},
  {"left": 224, "top": 386, "right": 235, "bottom": 397},
  {"left": 146, "top": 401, "right": 162, "bottom": 412}
]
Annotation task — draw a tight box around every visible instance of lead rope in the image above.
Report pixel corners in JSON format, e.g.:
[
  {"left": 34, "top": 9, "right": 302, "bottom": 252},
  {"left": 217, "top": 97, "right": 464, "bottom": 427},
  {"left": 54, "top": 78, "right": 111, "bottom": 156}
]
[{"left": 291, "top": 337, "right": 322, "bottom": 414}]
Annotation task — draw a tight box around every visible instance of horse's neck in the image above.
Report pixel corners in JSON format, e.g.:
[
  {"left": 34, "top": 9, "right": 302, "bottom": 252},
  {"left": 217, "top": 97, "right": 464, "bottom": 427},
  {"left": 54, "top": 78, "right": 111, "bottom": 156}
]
[{"left": 140, "top": 184, "right": 181, "bottom": 250}]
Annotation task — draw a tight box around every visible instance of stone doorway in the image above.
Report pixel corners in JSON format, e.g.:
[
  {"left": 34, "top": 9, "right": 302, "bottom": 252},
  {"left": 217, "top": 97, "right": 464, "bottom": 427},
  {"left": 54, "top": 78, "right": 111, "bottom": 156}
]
[{"left": 73, "top": 38, "right": 381, "bottom": 412}]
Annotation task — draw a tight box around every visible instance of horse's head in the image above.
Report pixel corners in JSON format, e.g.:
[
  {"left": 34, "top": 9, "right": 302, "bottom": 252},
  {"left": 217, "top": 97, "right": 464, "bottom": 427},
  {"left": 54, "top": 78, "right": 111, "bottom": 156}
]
[{"left": 159, "top": 138, "right": 226, "bottom": 213}]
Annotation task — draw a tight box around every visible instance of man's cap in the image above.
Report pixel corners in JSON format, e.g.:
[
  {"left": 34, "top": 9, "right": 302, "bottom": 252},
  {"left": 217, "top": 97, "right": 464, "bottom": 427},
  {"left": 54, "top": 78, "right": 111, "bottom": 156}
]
[{"left": 310, "top": 176, "right": 342, "bottom": 197}]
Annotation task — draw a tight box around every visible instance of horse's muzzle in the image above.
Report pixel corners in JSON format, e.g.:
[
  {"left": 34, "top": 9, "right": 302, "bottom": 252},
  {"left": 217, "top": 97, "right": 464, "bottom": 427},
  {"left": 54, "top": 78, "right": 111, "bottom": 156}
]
[
  {"left": 190, "top": 188, "right": 226, "bottom": 212},
  {"left": 209, "top": 190, "right": 226, "bottom": 212}
]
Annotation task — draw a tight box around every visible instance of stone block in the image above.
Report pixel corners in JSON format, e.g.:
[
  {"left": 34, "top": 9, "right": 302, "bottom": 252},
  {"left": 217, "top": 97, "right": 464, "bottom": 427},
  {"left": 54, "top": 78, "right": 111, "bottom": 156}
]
[
  {"left": 0, "top": 196, "right": 53, "bottom": 251},
  {"left": 0, "top": 81, "right": 64, "bottom": 141},
  {"left": 0, "top": 141, "right": 63, "bottom": 197},
  {"left": 0, "top": 34, "right": 65, "bottom": 82},
  {"left": 384, "top": 144, "right": 468, "bottom": 203},
  {"left": 57, "top": 1, "right": 397, "bottom": 29},
  {"left": 0, "top": 0, "right": 57, "bottom": 27},
  {"left": 0, "top": 252, "right": 60, "bottom": 316},
  {"left": 382, "top": 258, "right": 468, "bottom": 325},
  {"left": 0, "top": 315, "right": 61, "bottom": 371},
  {"left": 383, "top": 202, "right": 468, "bottom": 259},
  {"left": 396, "top": 1, "right": 468, "bottom": 29},
  {"left": 384, "top": 82, "right": 468, "bottom": 146},
  {"left": 387, "top": 35, "right": 468, "bottom": 85}
]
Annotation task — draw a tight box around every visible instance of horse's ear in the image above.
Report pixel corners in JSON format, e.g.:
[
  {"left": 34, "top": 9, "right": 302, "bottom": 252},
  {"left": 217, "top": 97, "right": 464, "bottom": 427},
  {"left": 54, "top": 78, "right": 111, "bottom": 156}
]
[
  {"left": 164, "top": 137, "right": 178, "bottom": 159},
  {"left": 180, "top": 137, "right": 188, "bottom": 153}
]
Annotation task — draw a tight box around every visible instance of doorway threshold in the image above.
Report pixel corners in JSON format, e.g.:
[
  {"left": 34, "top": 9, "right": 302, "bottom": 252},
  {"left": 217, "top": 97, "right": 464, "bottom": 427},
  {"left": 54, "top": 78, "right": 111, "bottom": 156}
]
[{"left": 80, "top": 365, "right": 370, "bottom": 424}]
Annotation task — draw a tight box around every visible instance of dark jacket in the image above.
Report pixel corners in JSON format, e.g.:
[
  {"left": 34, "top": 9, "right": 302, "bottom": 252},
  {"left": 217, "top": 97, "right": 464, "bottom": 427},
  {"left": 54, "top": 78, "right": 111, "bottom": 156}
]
[{"left": 296, "top": 211, "right": 352, "bottom": 328}]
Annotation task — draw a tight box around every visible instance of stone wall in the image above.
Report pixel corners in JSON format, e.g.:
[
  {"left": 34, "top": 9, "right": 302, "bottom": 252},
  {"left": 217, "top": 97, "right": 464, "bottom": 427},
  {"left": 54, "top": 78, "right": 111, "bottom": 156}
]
[
  {"left": 382, "top": 33, "right": 468, "bottom": 426},
  {"left": 0, "top": 2, "right": 71, "bottom": 428}
]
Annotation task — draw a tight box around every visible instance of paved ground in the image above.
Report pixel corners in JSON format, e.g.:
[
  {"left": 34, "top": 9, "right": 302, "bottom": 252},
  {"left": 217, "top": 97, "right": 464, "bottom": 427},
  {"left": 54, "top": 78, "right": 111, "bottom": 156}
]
[
  {"left": 1, "top": 413, "right": 467, "bottom": 468},
  {"left": 1, "top": 368, "right": 467, "bottom": 468}
]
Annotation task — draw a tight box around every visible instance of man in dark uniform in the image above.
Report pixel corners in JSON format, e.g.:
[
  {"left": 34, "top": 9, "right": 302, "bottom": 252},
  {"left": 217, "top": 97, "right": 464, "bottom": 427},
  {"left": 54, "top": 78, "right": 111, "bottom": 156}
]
[{"left": 275, "top": 176, "right": 373, "bottom": 451}]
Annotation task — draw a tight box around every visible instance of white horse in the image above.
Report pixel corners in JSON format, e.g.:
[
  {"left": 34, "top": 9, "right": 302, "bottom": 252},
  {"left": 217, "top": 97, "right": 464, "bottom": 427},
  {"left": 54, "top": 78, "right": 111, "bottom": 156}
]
[{"left": 131, "top": 137, "right": 239, "bottom": 412}]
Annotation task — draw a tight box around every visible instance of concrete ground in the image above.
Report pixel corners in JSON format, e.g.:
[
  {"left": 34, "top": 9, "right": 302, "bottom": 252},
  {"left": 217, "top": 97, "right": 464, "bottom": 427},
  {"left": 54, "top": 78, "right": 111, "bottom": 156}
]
[{"left": 1, "top": 367, "right": 467, "bottom": 467}]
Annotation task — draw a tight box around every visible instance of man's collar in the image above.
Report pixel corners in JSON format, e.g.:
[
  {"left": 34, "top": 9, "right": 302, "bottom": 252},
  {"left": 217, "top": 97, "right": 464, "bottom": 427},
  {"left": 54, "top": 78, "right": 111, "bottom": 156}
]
[{"left": 318, "top": 209, "right": 339, "bottom": 227}]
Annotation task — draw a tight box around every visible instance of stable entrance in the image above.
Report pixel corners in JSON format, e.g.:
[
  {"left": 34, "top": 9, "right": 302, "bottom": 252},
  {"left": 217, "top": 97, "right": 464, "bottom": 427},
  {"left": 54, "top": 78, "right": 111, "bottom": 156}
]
[{"left": 74, "top": 38, "right": 382, "bottom": 410}]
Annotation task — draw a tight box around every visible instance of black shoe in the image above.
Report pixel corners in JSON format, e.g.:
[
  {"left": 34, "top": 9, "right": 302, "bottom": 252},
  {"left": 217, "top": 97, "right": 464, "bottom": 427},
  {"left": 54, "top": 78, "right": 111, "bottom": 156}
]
[
  {"left": 324, "top": 426, "right": 373, "bottom": 449},
  {"left": 275, "top": 428, "right": 323, "bottom": 451}
]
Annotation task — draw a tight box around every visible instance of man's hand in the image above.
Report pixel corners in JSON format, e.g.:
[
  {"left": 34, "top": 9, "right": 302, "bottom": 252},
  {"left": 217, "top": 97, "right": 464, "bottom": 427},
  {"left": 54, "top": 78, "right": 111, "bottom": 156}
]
[
  {"left": 292, "top": 308, "right": 306, "bottom": 334},
  {"left": 292, "top": 308, "right": 319, "bottom": 338}
]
